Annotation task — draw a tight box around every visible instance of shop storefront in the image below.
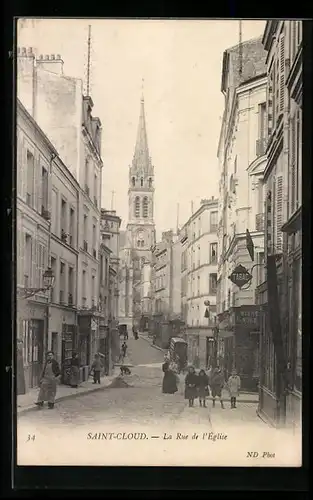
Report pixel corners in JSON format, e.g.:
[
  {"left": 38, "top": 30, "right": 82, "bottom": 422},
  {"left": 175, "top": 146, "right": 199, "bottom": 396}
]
[
  {"left": 99, "top": 321, "right": 110, "bottom": 375},
  {"left": 61, "top": 323, "right": 77, "bottom": 385},
  {"left": 17, "top": 299, "right": 47, "bottom": 391},
  {"left": 217, "top": 306, "right": 261, "bottom": 392}
]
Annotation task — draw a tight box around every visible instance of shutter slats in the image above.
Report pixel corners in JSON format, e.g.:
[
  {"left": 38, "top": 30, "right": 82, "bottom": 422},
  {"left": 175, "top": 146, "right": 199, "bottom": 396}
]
[
  {"left": 290, "top": 116, "right": 296, "bottom": 213},
  {"left": 275, "top": 175, "right": 283, "bottom": 252},
  {"left": 279, "top": 35, "right": 285, "bottom": 113}
]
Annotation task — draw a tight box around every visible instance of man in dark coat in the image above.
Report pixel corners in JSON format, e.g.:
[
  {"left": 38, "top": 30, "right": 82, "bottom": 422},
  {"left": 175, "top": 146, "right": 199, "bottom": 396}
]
[{"left": 35, "top": 351, "right": 61, "bottom": 409}]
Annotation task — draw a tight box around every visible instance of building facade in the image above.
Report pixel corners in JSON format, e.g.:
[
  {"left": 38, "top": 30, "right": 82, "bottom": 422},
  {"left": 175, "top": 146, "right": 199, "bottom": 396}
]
[
  {"left": 257, "top": 21, "right": 302, "bottom": 428},
  {"left": 150, "top": 230, "right": 183, "bottom": 348},
  {"left": 216, "top": 37, "right": 267, "bottom": 391},
  {"left": 119, "top": 94, "right": 156, "bottom": 328},
  {"left": 180, "top": 198, "right": 218, "bottom": 369},
  {"left": 100, "top": 209, "right": 121, "bottom": 321},
  {"left": 16, "top": 98, "right": 84, "bottom": 389},
  {"left": 17, "top": 47, "right": 104, "bottom": 382}
]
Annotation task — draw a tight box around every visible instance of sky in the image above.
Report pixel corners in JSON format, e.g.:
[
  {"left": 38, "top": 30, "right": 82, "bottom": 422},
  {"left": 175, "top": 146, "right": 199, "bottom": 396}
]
[{"left": 17, "top": 19, "right": 266, "bottom": 238}]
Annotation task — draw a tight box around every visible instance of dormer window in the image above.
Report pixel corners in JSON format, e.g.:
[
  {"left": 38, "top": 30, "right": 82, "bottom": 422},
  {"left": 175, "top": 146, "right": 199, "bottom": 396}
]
[{"left": 140, "top": 177, "right": 143, "bottom": 187}]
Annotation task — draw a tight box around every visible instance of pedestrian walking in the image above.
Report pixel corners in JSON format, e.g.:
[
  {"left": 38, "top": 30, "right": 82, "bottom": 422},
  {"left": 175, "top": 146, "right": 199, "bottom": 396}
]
[
  {"left": 184, "top": 366, "right": 198, "bottom": 407},
  {"left": 197, "top": 369, "right": 210, "bottom": 407},
  {"left": 69, "top": 352, "right": 80, "bottom": 388},
  {"left": 162, "top": 357, "right": 178, "bottom": 394},
  {"left": 227, "top": 370, "right": 241, "bottom": 408},
  {"left": 35, "top": 351, "right": 61, "bottom": 409},
  {"left": 91, "top": 353, "right": 102, "bottom": 384},
  {"left": 123, "top": 328, "right": 129, "bottom": 340},
  {"left": 209, "top": 364, "right": 225, "bottom": 409},
  {"left": 121, "top": 342, "right": 128, "bottom": 359}
]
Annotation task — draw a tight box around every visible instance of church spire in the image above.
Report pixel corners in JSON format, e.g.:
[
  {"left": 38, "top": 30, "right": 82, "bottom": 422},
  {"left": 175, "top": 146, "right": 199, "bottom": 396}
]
[{"left": 132, "top": 82, "right": 150, "bottom": 171}]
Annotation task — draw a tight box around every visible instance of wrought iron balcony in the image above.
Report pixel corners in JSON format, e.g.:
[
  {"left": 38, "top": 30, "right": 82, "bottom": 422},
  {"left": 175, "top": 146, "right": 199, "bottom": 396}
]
[{"left": 256, "top": 213, "right": 265, "bottom": 232}]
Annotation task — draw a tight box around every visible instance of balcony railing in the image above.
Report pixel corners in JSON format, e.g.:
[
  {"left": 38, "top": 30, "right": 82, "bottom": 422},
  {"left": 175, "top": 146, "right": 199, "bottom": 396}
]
[
  {"left": 256, "top": 137, "right": 267, "bottom": 157},
  {"left": 256, "top": 213, "right": 265, "bottom": 232}
]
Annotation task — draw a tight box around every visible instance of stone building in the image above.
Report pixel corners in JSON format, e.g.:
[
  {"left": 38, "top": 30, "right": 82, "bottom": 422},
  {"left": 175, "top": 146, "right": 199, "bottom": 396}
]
[
  {"left": 17, "top": 47, "right": 103, "bottom": 381},
  {"left": 216, "top": 37, "right": 267, "bottom": 390},
  {"left": 17, "top": 98, "right": 81, "bottom": 390},
  {"left": 179, "top": 198, "right": 218, "bottom": 368},
  {"left": 150, "top": 230, "right": 182, "bottom": 348},
  {"left": 119, "top": 93, "right": 156, "bottom": 328},
  {"left": 257, "top": 21, "right": 302, "bottom": 428}
]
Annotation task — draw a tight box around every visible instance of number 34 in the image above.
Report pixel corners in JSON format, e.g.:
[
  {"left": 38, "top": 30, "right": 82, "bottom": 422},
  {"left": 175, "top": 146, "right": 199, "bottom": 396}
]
[{"left": 27, "top": 434, "right": 35, "bottom": 442}]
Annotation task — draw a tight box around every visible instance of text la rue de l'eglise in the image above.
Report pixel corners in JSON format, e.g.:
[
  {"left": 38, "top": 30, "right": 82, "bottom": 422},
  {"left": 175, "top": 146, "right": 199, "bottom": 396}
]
[{"left": 86, "top": 432, "right": 228, "bottom": 441}]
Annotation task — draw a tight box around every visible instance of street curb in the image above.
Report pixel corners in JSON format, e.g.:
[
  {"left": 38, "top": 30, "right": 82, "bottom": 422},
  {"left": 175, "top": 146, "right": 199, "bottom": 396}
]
[
  {"left": 140, "top": 335, "right": 166, "bottom": 352},
  {"left": 17, "top": 372, "right": 120, "bottom": 417}
]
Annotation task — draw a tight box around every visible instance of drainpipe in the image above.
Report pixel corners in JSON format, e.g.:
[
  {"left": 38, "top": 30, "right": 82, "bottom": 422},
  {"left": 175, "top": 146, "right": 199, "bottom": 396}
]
[{"left": 45, "top": 152, "right": 56, "bottom": 354}]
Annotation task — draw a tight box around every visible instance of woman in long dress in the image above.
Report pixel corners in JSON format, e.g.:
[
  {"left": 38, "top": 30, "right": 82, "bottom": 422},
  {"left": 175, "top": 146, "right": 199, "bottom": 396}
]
[
  {"left": 35, "top": 351, "right": 61, "bottom": 409},
  {"left": 70, "top": 352, "right": 80, "bottom": 388},
  {"left": 162, "top": 358, "right": 178, "bottom": 394}
]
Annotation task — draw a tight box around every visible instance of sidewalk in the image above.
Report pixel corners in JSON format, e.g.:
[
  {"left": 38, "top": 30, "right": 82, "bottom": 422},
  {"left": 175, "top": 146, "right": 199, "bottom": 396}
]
[
  {"left": 17, "top": 369, "right": 120, "bottom": 416},
  {"left": 140, "top": 332, "right": 166, "bottom": 353}
]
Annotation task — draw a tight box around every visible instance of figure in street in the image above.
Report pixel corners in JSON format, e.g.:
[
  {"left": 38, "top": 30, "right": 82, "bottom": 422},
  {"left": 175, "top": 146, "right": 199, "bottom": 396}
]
[
  {"left": 91, "top": 353, "right": 102, "bottom": 384},
  {"left": 227, "top": 369, "right": 241, "bottom": 408},
  {"left": 35, "top": 351, "right": 61, "bottom": 409},
  {"left": 209, "top": 364, "right": 225, "bottom": 409},
  {"left": 197, "top": 369, "right": 210, "bottom": 407},
  {"left": 184, "top": 366, "right": 198, "bottom": 407},
  {"left": 69, "top": 352, "right": 80, "bottom": 388},
  {"left": 121, "top": 342, "right": 128, "bottom": 359},
  {"left": 162, "top": 356, "right": 178, "bottom": 394}
]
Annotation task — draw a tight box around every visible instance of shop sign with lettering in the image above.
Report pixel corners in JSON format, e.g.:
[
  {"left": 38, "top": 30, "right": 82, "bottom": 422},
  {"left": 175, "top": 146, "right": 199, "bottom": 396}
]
[
  {"left": 228, "top": 264, "right": 252, "bottom": 288},
  {"left": 235, "top": 308, "right": 260, "bottom": 327}
]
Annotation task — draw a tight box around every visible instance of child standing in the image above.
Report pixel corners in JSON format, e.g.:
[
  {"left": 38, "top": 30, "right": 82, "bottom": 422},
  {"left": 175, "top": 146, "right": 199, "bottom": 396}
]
[
  {"left": 91, "top": 354, "right": 102, "bottom": 384},
  {"left": 227, "top": 370, "right": 241, "bottom": 408},
  {"left": 197, "top": 369, "right": 210, "bottom": 407}
]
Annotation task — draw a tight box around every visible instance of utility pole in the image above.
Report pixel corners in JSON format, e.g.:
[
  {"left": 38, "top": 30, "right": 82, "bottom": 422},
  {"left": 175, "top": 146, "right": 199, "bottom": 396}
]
[
  {"left": 111, "top": 190, "right": 115, "bottom": 210},
  {"left": 239, "top": 20, "right": 243, "bottom": 79},
  {"left": 86, "top": 25, "right": 92, "bottom": 96}
]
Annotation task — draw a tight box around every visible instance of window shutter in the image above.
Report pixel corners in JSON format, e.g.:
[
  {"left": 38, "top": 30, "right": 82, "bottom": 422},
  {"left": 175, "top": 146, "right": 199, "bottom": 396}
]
[
  {"left": 21, "top": 139, "right": 27, "bottom": 200},
  {"left": 290, "top": 116, "right": 296, "bottom": 213},
  {"left": 17, "top": 133, "right": 22, "bottom": 197},
  {"left": 31, "top": 237, "right": 37, "bottom": 288},
  {"left": 35, "top": 156, "right": 40, "bottom": 213},
  {"left": 279, "top": 34, "right": 285, "bottom": 114},
  {"left": 17, "top": 228, "right": 22, "bottom": 286},
  {"left": 275, "top": 174, "right": 283, "bottom": 252}
]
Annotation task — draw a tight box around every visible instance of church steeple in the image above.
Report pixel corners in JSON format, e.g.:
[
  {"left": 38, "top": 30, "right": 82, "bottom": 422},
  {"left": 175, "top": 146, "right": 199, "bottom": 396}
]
[{"left": 132, "top": 92, "right": 152, "bottom": 174}]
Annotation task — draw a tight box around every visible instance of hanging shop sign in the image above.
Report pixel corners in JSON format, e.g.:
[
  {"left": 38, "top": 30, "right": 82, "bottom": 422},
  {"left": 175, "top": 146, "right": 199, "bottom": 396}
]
[{"left": 228, "top": 264, "right": 252, "bottom": 288}]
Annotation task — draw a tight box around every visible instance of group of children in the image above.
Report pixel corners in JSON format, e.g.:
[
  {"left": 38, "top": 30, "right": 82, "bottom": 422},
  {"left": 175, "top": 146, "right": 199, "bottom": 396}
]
[{"left": 184, "top": 365, "right": 241, "bottom": 409}]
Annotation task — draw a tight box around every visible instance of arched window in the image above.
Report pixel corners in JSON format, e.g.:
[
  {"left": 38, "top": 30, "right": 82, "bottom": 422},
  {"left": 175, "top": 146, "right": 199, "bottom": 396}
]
[
  {"left": 134, "top": 196, "right": 140, "bottom": 218},
  {"left": 141, "top": 240, "right": 144, "bottom": 247},
  {"left": 140, "top": 177, "right": 143, "bottom": 187},
  {"left": 132, "top": 177, "right": 135, "bottom": 187},
  {"left": 143, "top": 197, "right": 148, "bottom": 218},
  {"left": 148, "top": 177, "right": 152, "bottom": 188}
]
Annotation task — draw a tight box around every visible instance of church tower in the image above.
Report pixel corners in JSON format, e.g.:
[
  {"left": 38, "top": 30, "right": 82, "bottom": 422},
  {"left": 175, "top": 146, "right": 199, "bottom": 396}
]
[{"left": 126, "top": 93, "right": 156, "bottom": 265}]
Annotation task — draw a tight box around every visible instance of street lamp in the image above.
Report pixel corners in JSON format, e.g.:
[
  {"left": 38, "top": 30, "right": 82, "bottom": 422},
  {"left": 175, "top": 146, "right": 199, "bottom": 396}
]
[{"left": 17, "top": 267, "right": 55, "bottom": 299}]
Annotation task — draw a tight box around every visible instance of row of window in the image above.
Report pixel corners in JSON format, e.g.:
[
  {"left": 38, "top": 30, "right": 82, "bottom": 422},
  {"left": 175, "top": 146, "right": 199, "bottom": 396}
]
[
  {"left": 134, "top": 196, "right": 150, "bottom": 218},
  {"left": 131, "top": 176, "right": 153, "bottom": 188},
  {"left": 187, "top": 211, "right": 218, "bottom": 241},
  {"left": 188, "top": 273, "right": 217, "bottom": 296}
]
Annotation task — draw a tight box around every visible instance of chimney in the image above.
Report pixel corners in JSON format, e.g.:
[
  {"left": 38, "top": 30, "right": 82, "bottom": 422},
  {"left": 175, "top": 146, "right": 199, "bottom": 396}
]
[{"left": 36, "top": 53, "right": 64, "bottom": 75}]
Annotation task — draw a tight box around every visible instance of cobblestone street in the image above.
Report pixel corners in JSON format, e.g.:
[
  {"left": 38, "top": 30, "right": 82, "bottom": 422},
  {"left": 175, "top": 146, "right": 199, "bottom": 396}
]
[{"left": 18, "top": 336, "right": 298, "bottom": 467}]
